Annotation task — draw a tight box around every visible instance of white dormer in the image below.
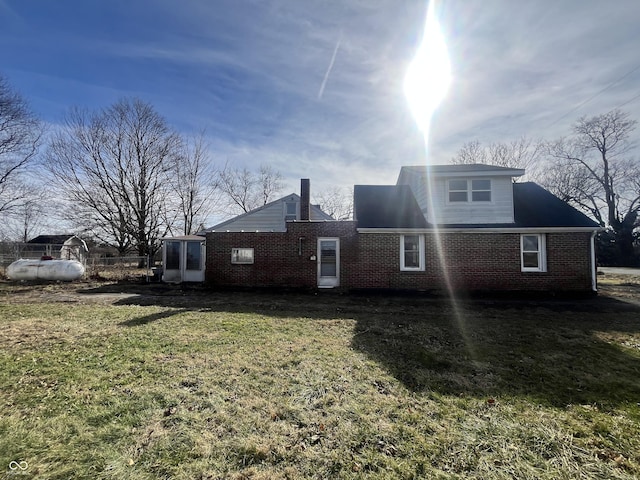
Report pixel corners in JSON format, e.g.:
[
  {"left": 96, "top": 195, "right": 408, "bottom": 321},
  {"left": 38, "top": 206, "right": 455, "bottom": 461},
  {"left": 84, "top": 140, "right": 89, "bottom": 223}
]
[{"left": 397, "top": 164, "right": 525, "bottom": 225}]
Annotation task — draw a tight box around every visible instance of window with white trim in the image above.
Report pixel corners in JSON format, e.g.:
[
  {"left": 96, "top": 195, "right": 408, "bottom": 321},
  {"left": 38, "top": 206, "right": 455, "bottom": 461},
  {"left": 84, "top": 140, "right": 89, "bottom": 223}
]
[
  {"left": 400, "top": 235, "right": 425, "bottom": 271},
  {"left": 521, "top": 234, "right": 546, "bottom": 272},
  {"left": 448, "top": 179, "right": 468, "bottom": 202},
  {"left": 471, "top": 179, "right": 491, "bottom": 201},
  {"left": 448, "top": 179, "right": 492, "bottom": 202},
  {"left": 165, "top": 241, "right": 180, "bottom": 270},
  {"left": 284, "top": 201, "right": 297, "bottom": 222},
  {"left": 231, "top": 248, "right": 254, "bottom": 264}
]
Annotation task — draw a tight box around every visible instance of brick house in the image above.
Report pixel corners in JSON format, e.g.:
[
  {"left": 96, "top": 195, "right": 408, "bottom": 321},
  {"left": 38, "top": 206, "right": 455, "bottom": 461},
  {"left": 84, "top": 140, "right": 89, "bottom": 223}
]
[{"left": 204, "top": 165, "right": 600, "bottom": 293}]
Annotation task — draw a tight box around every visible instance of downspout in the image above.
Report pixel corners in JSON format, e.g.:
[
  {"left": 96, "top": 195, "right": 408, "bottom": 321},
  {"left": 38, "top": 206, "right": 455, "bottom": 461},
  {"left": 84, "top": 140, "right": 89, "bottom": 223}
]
[{"left": 590, "top": 231, "right": 597, "bottom": 293}]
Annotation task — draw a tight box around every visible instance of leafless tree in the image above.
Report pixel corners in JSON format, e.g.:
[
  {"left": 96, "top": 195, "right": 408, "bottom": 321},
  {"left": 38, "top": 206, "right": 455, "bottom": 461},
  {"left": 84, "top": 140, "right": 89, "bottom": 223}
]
[
  {"left": 257, "top": 164, "right": 283, "bottom": 207},
  {"left": 169, "top": 133, "right": 221, "bottom": 235},
  {"left": 450, "top": 139, "right": 487, "bottom": 165},
  {"left": 451, "top": 136, "right": 543, "bottom": 181},
  {"left": 47, "top": 98, "right": 181, "bottom": 257},
  {"left": 314, "top": 186, "right": 353, "bottom": 220},
  {"left": 219, "top": 162, "right": 283, "bottom": 214},
  {"left": 542, "top": 109, "right": 639, "bottom": 263},
  {"left": 0, "top": 74, "right": 43, "bottom": 217},
  {"left": 3, "top": 184, "right": 52, "bottom": 242}
]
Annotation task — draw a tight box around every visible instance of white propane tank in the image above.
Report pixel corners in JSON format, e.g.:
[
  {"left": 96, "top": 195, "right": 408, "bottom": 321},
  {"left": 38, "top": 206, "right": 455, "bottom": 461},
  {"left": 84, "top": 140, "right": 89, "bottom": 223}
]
[{"left": 7, "top": 258, "right": 85, "bottom": 281}]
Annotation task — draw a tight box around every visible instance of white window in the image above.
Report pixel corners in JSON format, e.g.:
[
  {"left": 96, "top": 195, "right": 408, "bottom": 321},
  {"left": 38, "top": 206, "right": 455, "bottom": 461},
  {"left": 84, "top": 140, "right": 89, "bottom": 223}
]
[
  {"left": 448, "top": 179, "right": 492, "bottom": 202},
  {"left": 231, "top": 248, "right": 254, "bottom": 264},
  {"left": 165, "top": 241, "right": 180, "bottom": 270},
  {"left": 186, "top": 241, "right": 202, "bottom": 270},
  {"left": 471, "top": 179, "right": 491, "bottom": 202},
  {"left": 521, "top": 234, "right": 546, "bottom": 272},
  {"left": 400, "top": 235, "right": 425, "bottom": 271},
  {"left": 448, "top": 179, "right": 468, "bottom": 202},
  {"left": 285, "top": 202, "right": 297, "bottom": 222}
]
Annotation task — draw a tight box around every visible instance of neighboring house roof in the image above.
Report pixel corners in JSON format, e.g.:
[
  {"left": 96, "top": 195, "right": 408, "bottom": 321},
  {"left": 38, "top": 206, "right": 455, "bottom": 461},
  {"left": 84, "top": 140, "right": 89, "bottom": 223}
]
[
  {"left": 354, "top": 185, "right": 429, "bottom": 229},
  {"left": 27, "top": 234, "right": 76, "bottom": 244},
  {"left": 203, "top": 193, "right": 334, "bottom": 233},
  {"left": 354, "top": 182, "right": 600, "bottom": 230}
]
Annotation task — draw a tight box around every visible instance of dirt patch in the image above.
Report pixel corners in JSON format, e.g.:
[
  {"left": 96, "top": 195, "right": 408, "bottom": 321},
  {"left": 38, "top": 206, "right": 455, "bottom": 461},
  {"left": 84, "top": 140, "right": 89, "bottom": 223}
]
[{"left": 1, "top": 274, "right": 639, "bottom": 312}]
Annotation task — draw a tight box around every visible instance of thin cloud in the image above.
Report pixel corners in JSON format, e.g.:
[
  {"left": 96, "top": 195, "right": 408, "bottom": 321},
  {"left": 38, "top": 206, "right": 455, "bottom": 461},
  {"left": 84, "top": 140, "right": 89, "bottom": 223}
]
[{"left": 1, "top": 0, "right": 640, "bottom": 197}]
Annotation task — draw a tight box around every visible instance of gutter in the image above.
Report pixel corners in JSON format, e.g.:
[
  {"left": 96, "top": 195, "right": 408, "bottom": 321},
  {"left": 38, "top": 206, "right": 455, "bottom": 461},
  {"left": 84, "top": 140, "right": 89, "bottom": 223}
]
[
  {"left": 591, "top": 230, "right": 598, "bottom": 292},
  {"left": 357, "top": 227, "right": 601, "bottom": 234}
]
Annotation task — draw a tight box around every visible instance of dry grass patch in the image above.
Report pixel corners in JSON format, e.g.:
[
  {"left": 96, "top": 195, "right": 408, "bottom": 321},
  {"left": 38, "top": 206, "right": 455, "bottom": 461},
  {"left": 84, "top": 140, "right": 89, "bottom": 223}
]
[{"left": 1, "top": 283, "right": 640, "bottom": 478}]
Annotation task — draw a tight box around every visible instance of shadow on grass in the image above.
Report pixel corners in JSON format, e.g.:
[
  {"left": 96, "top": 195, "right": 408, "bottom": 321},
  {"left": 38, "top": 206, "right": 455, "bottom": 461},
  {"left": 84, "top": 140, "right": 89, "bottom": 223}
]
[
  {"left": 119, "top": 308, "right": 190, "bottom": 327},
  {"left": 82, "top": 282, "right": 640, "bottom": 408},
  {"left": 349, "top": 298, "right": 640, "bottom": 409}
]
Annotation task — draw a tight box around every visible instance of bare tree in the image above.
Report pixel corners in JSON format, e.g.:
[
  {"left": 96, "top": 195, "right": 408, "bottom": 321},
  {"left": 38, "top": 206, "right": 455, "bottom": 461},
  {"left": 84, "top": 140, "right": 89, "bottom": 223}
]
[
  {"left": 257, "top": 164, "right": 283, "bottom": 207},
  {"left": 3, "top": 184, "right": 51, "bottom": 242},
  {"left": 219, "top": 162, "right": 283, "bottom": 214},
  {"left": 47, "top": 98, "right": 181, "bottom": 257},
  {"left": 543, "top": 109, "right": 639, "bottom": 263},
  {"left": 451, "top": 136, "right": 543, "bottom": 181},
  {"left": 0, "top": 74, "right": 43, "bottom": 217},
  {"left": 169, "top": 133, "right": 221, "bottom": 235},
  {"left": 450, "top": 140, "right": 487, "bottom": 165},
  {"left": 314, "top": 186, "right": 353, "bottom": 220}
]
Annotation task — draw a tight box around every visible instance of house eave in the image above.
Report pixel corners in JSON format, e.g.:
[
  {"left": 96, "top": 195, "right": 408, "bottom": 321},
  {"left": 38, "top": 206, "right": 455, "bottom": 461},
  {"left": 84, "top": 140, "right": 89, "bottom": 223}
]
[
  {"left": 357, "top": 226, "right": 602, "bottom": 234},
  {"left": 162, "top": 235, "right": 206, "bottom": 241},
  {"left": 430, "top": 169, "right": 525, "bottom": 178}
]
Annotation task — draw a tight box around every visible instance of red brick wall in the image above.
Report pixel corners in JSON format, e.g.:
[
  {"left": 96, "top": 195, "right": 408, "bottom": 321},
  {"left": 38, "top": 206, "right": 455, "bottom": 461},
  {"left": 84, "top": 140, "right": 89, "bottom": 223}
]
[
  {"left": 347, "top": 231, "right": 594, "bottom": 292},
  {"left": 205, "top": 222, "right": 357, "bottom": 288},
  {"left": 206, "top": 225, "right": 594, "bottom": 292}
]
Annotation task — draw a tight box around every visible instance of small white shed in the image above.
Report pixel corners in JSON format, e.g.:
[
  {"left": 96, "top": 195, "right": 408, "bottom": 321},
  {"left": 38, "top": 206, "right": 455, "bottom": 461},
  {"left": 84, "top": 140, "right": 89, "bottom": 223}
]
[{"left": 161, "top": 235, "right": 206, "bottom": 283}]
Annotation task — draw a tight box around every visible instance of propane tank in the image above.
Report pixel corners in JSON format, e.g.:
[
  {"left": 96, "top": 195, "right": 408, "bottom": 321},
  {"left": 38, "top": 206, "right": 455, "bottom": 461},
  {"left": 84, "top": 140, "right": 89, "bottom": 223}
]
[{"left": 7, "top": 258, "right": 85, "bottom": 281}]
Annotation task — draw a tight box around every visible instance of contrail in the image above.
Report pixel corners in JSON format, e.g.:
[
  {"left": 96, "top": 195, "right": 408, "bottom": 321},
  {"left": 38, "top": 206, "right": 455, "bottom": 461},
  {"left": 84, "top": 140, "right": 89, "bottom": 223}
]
[{"left": 318, "top": 31, "right": 343, "bottom": 100}]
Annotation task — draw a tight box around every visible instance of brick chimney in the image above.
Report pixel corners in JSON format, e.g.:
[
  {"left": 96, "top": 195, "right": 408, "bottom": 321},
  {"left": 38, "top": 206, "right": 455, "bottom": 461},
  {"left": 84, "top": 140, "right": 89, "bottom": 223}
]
[{"left": 300, "top": 178, "right": 310, "bottom": 221}]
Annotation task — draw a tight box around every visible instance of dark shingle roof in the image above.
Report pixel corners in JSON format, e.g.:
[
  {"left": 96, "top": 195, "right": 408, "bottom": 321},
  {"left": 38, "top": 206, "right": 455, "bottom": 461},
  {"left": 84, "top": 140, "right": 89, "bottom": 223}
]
[
  {"left": 354, "top": 185, "right": 429, "bottom": 228},
  {"left": 512, "top": 182, "right": 600, "bottom": 228},
  {"left": 354, "top": 182, "right": 600, "bottom": 230},
  {"left": 27, "top": 235, "right": 76, "bottom": 244}
]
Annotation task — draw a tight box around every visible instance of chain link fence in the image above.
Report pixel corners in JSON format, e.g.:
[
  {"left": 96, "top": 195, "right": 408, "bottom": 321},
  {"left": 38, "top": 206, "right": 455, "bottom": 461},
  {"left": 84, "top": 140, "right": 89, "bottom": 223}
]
[
  {"left": 85, "top": 255, "right": 155, "bottom": 281},
  {"left": 0, "top": 242, "right": 159, "bottom": 281}
]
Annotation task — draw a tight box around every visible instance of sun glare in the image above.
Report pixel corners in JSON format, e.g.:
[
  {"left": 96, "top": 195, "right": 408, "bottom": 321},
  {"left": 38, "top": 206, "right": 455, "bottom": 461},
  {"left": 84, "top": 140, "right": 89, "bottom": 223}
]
[
  {"left": 403, "top": 2, "right": 474, "bottom": 360},
  {"left": 404, "top": 0, "right": 451, "bottom": 146}
]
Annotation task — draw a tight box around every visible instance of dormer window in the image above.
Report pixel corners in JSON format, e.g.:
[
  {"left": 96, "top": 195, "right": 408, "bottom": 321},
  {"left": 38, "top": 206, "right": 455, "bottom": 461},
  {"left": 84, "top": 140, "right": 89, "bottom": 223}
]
[
  {"left": 471, "top": 179, "right": 491, "bottom": 201},
  {"left": 448, "top": 179, "right": 492, "bottom": 203},
  {"left": 448, "top": 180, "right": 468, "bottom": 202},
  {"left": 285, "top": 201, "right": 297, "bottom": 222}
]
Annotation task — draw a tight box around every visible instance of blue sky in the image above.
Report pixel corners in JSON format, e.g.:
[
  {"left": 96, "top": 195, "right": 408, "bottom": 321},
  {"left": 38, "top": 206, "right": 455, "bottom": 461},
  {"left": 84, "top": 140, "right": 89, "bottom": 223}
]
[{"left": 2, "top": 0, "right": 640, "bottom": 195}]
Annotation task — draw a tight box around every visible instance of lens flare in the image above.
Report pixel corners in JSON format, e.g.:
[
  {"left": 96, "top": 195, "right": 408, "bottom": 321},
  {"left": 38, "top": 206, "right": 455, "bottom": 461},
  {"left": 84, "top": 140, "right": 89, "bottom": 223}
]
[
  {"left": 404, "top": 2, "right": 476, "bottom": 362},
  {"left": 403, "top": 0, "right": 451, "bottom": 149}
]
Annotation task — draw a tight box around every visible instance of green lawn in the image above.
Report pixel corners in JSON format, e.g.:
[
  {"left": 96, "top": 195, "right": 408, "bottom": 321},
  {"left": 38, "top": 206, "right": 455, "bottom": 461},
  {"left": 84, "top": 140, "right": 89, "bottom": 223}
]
[{"left": 1, "top": 285, "right": 640, "bottom": 479}]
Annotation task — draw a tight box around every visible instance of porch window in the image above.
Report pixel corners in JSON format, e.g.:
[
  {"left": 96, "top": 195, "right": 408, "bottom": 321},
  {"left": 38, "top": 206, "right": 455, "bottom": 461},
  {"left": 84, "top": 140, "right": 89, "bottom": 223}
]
[
  {"left": 400, "top": 235, "right": 425, "bottom": 271},
  {"left": 186, "top": 241, "right": 202, "bottom": 270},
  {"left": 521, "top": 234, "right": 546, "bottom": 272},
  {"left": 165, "top": 241, "right": 180, "bottom": 270},
  {"left": 231, "top": 248, "right": 254, "bottom": 264}
]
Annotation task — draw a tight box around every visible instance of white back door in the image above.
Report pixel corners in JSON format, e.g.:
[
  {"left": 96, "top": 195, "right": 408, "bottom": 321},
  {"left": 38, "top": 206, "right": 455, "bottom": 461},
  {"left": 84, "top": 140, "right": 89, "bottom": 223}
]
[{"left": 317, "top": 238, "right": 340, "bottom": 288}]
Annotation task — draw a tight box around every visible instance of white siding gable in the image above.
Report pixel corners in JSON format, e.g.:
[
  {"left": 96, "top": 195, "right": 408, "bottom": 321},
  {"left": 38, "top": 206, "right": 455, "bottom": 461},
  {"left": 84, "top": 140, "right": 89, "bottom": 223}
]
[
  {"left": 430, "top": 176, "right": 514, "bottom": 224},
  {"left": 206, "top": 194, "right": 334, "bottom": 232},
  {"left": 215, "top": 197, "right": 294, "bottom": 232},
  {"left": 397, "top": 165, "right": 522, "bottom": 225}
]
